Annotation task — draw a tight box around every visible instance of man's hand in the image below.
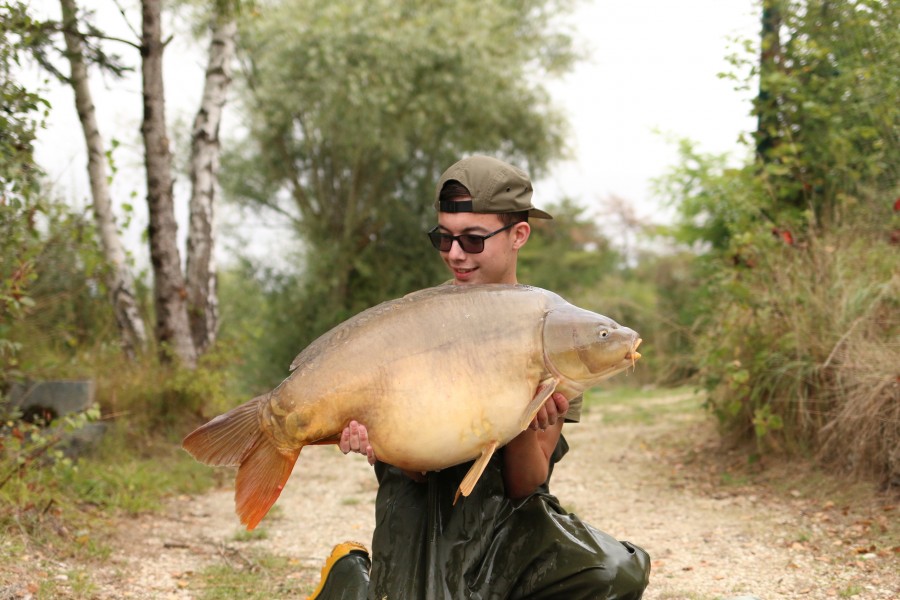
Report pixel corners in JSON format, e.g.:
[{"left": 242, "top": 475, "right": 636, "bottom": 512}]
[
  {"left": 504, "top": 387, "right": 570, "bottom": 499},
  {"left": 340, "top": 420, "right": 377, "bottom": 465},
  {"left": 528, "top": 390, "right": 569, "bottom": 431}
]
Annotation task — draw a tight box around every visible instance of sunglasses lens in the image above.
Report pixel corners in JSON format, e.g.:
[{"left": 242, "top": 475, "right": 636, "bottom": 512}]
[
  {"left": 458, "top": 236, "right": 484, "bottom": 254},
  {"left": 428, "top": 232, "right": 451, "bottom": 252},
  {"left": 426, "top": 229, "right": 487, "bottom": 253}
]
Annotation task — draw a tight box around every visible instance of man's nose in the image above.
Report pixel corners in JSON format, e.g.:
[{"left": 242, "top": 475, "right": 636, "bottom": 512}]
[{"left": 447, "top": 238, "right": 468, "bottom": 259}]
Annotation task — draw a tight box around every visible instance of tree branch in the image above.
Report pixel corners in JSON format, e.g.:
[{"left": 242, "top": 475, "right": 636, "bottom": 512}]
[{"left": 111, "top": 0, "right": 141, "bottom": 41}]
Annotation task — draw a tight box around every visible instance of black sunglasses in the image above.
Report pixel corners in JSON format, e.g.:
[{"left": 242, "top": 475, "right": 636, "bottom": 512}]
[{"left": 427, "top": 223, "right": 516, "bottom": 254}]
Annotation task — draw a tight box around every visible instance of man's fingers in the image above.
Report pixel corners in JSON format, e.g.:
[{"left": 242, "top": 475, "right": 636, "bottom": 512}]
[
  {"left": 530, "top": 389, "right": 569, "bottom": 431},
  {"left": 348, "top": 421, "right": 361, "bottom": 451},
  {"left": 553, "top": 392, "right": 569, "bottom": 416},
  {"left": 532, "top": 406, "right": 551, "bottom": 430},
  {"left": 339, "top": 427, "right": 351, "bottom": 454},
  {"left": 339, "top": 420, "right": 376, "bottom": 463},
  {"left": 544, "top": 397, "right": 558, "bottom": 426},
  {"left": 531, "top": 406, "right": 548, "bottom": 430}
]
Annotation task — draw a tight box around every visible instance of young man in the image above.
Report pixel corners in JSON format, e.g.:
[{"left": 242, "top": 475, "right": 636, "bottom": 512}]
[{"left": 309, "top": 156, "right": 650, "bottom": 599}]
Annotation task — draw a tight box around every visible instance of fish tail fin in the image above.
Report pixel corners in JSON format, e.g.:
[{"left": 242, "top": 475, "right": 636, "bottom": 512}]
[
  {"left": 182, "top": 395, "right": 268, "bottom": 467},
  {"left": 182, "top": 395, "right": 301, "bottom": 530},
  {"left": 235, "top": 438, "right": 300, "bottom": 530}
]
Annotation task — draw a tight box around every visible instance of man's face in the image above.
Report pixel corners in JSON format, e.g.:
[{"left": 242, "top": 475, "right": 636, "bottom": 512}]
[{"left": 435, "top": 208, "right": 530, "bottom": 285}]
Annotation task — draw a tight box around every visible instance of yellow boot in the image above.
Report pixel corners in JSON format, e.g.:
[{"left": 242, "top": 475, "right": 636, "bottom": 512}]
[{"left": 307, "top": 541, "right": 370, "bottom": 600}]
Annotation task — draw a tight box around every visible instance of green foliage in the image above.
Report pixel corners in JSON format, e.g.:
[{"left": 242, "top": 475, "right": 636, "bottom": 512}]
[
  {"left": 0, "top": 407, "right": 106, "bottom": 553},
  {"left": 0, "top": 1, "right": 49, "bottom": 203},
  {"left": 520, "top": 197, "right": 701, "bottom": 387},
  {"left": 747, "top": 0, "right": 898, "bottom": 226},
  {"left": 664, "top": 176, "right": 898, "bottom": 477},
  {"left": 657, "top": 0, "right": 900, "bottom": 483},
  {"left": 625, "top": 251, "right": 706, "bottom": 383},
  {"left": 0, "top": 1, "right": 52, "bottom": 389},
  {"left": 519, "top": 198, "right": 620, "bottom": 293},
  {"left": 0, "top": 194, "right": 237, "bottom": 558},
  {"left": 5, "top": 204, "right": 123, "bottom": 374},
  {"left": 0, "top": 408, "right": 223, "bottom": 565},
  {"left": 55, "top": 423, "right": 224, "bottom": 513},
  {"left": 222, "top": 0, "right": 576, "bottom": 378},
  {"left": 215, "top": 258, "right": 307, "bottom": 392},
  {"left": 655, "top": 140, "right": 761, "bottom": 251}
]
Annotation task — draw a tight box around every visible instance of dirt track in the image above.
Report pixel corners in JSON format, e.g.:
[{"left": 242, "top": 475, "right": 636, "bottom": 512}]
[{"left": 81, "top": 391, "right": 900, "bottom": 599}]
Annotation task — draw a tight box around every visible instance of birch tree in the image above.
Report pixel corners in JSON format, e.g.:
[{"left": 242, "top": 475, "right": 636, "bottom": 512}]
[
  {"left": 185, "top": 9, "right": 236, "bottom": 354},
  {"left": 140, "top": 0, "right": 197, "bottom": 368},
  {"left": 59, "top": 0, "right": 147, "bottom": 359}
]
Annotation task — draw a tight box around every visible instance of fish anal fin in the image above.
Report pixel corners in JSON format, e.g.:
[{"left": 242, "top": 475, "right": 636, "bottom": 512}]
[
  {"left": 182, "top": 395, "right": 267, "bottom": 467},
  {"left": 235, "top": 439, "right": 301, "bottom": 530},
  {"left": 519, "top": 378, "right": 559, "bottom": 431},
  {"left": 454, "top": 440, "right": 499, "bottom": 505}
]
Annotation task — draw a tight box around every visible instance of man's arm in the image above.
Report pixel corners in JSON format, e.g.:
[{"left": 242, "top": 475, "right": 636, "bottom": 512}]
[{"left": 502, "top": 392, "right": 568, "bottom": 500}]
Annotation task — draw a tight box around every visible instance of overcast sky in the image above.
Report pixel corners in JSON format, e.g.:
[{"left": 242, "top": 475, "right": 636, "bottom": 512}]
[{"left": 30, "top": 0, "right": 760, "bottom": 267}]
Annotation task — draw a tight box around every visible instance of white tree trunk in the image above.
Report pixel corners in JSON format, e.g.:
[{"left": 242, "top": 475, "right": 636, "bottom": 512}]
[
  {"left": 59, "top": 0, "right": 147, "bottom": 359},
  {"left": 185, "top": 17, "right": 236, "bottom": 355},
  {"left": 141, "top": 0, "right": 197, "bottom": 368}
]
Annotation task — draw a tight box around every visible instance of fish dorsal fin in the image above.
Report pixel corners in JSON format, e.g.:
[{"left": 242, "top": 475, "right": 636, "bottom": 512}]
[
  {"left": 519, "top": 377, "right": 559, "bottom": 431},
  {"left": 454, "top": 440, "right": 499, "bottom": 504}
]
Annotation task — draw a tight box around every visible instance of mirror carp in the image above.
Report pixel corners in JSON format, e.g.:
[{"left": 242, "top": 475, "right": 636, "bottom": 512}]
[{"left": 182, "top": 284, "right": 642, "bottom": 529}]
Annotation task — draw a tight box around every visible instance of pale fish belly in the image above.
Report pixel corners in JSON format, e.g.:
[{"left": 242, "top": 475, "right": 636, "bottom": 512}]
[{"left": 364, "top": 369, "right": 543, "bottom": 472}]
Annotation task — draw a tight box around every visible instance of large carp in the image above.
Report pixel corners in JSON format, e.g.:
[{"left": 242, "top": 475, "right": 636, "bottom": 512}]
[{"left": 182, "top": 284, "right": 642, "bottom": 529}]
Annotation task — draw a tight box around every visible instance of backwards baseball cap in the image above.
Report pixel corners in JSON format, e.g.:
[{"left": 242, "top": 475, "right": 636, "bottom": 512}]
[{"left": 433, "top": 155, "right": 553, "bottom": 220}]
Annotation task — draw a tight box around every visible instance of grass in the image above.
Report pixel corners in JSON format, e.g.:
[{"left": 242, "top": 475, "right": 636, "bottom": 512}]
[
  {"left": 232, "top": 528, "right": 269, "bottom": 542},
  {"left": 0, "top": 417, "right": 227, "bottom": 594},
  {"left": 584, "top": 385, "right": 705, "bottom": 426},
  {"left": 188, "top": 550, "right": 314, "bottom": 599},
  {"left": 34, "top": 569, "right": 97, "bottom": 599},
  {"left": 839, "top": 584, "right": 864, "bottom": 598}
]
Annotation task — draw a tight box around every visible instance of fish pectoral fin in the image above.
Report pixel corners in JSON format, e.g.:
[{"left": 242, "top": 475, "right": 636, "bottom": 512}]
[
  {"left": 519, "top": 377, "right": 559, "bottom": 431},
  {"left": 454, "top": 440, "right": 499, "bottom": 505}
]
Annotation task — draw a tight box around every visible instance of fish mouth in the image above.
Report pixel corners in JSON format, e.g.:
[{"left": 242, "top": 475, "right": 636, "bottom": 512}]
[{"left": 624, "top": 338, "right": 642, "bottom": 367}]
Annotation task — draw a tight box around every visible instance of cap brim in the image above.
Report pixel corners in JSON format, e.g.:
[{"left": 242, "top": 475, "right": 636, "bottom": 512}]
[{"left": 528, "top": 208, "right": 553, "bottom": 220}]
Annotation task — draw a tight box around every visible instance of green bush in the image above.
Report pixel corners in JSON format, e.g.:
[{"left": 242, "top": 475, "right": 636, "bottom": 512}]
[
  {"left": 656, "top": 0, "right": 899, "bottom": 485},
  {"left": 693, "top": 223, "right": 898, "bottom": 482}
]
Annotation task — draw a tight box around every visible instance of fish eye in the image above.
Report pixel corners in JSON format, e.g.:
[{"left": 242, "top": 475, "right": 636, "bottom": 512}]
[{"left": 600, "top": 330, "right": 609, "bottom": 338}]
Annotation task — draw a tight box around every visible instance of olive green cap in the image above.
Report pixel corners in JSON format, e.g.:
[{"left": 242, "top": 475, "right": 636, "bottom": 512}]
[{"left": 433, "top": 155, "right": 553, "bottom": 220}]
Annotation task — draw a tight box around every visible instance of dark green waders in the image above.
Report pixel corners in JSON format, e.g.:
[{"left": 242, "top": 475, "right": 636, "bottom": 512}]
[{"left": 317, "top": 435, "right": 650, "bottom": 599}]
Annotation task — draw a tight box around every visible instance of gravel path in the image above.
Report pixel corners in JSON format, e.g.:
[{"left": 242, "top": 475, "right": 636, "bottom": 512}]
[{"left": 82, "top": 392, "right": 898, "bottom": 599}]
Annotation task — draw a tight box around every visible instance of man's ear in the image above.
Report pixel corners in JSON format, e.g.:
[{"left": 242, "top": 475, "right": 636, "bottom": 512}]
[{"left": 511, "top": 222, "right": 531, "bottom": 250}]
